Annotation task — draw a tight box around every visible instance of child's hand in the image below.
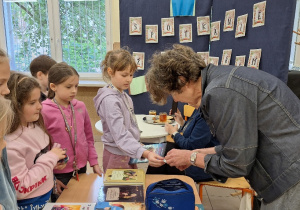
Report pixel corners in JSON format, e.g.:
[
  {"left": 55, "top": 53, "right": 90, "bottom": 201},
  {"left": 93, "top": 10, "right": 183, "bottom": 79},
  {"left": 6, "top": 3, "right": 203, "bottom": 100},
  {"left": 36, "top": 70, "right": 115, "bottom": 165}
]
[
  {"left": 55, "top": 179, "right": 67, "bottom": 195},
  {"left": 92, "top": 164, "right": 103, "bottom": 177},
  {"left": 50, "top": 147, "right": 66, "bottom": 161},
  {"left": 55, "top": 162, "right": 67, "bottom": 170},
  {"left": 147, "top": 152, "right": 165, "bottom": 167}
]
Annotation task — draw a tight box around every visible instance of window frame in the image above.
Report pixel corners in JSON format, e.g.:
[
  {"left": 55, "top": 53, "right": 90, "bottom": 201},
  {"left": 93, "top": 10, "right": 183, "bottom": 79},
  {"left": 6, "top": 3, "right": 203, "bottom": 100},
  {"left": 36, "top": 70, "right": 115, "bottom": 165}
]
[
  {"left": 0, "top": 0, "right": 111, "bottom": 86},
  {"left": 290, "top": 0, "right": 300, "bottom": 70}
]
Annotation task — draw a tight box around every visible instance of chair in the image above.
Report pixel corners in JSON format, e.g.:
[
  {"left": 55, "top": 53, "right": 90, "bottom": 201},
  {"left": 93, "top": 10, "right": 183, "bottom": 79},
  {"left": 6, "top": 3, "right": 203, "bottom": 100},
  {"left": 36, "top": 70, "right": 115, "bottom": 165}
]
[
  {"left": 198, "top": 177, "right": 255, "bottom": 209},
  {"left": 183, "top": 104, "right": 195, "bottom": 121}
]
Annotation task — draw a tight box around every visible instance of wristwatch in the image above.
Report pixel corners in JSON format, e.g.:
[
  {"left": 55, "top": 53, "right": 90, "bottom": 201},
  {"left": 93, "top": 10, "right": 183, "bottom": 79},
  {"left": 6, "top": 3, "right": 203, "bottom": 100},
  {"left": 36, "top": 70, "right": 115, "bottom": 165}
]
[
  {"left": 190, "top": 151, "right": 199, "bottom": 166},
  {"left": 171, "top": 132, "right": 178, "bottom": 139}
]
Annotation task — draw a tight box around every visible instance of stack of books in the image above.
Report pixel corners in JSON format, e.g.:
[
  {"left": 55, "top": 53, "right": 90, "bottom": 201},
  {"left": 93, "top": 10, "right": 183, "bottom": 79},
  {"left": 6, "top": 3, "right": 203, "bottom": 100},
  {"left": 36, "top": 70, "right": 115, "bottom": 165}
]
[{"left": 96, "top": 169, "right": 146, "bottom": 209}]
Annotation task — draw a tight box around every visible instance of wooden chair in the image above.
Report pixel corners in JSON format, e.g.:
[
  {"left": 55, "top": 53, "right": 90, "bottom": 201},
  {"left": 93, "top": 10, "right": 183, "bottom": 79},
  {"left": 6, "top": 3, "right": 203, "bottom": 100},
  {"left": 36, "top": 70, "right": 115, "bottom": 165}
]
[
  {"left": 183, "top": 104, "right": 195, "bottom": 121},
  {"left": 198, "top": 177, "right": 255, "bottom": 209}
]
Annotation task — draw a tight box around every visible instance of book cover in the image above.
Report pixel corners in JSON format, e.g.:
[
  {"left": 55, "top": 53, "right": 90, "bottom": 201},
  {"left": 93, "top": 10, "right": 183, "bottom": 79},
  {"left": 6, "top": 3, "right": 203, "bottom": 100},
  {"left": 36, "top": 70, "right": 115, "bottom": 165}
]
[
  {"left": 95, "top": 201, "right": 144, "bottom": 210},
  {"left": 104, "top": 169, "right": 145, "bottom": 186},
  {"left": 103, "top": 185, "right": 144, "bottom": 203},
  {"left": 129, "top": 143, "right": 167, "bottom": 164},
  {"left": 43, "top": 203, "right": 96, "bottom": 210}
]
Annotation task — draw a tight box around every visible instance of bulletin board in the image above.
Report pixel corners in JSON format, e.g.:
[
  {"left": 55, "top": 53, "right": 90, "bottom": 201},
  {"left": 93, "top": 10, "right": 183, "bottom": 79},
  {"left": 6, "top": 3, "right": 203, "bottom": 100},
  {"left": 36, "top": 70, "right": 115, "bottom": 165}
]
[
  {"left": 209, "top": 0, "right": 296, "bottom": 82},
  {"left": 119, "top": 0, "right": 213, "bottom": 114}
]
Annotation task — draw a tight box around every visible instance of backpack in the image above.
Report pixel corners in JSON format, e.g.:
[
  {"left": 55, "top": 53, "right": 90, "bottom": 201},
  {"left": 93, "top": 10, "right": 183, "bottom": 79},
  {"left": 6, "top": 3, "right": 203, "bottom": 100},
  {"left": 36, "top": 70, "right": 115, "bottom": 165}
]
[{"left": 145, "top": 178, "right": 195, "bottom": 210}]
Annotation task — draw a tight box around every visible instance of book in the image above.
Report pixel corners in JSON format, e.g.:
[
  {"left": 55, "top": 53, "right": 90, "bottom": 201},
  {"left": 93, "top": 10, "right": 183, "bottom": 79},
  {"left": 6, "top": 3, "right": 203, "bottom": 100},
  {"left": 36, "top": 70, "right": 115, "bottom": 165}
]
[
  {"left": 104, "top": 169, "right": 145, "bottom": 187},
  {"left": 43, "top": 203, "right": 96, "bottom": 210},
  {"left": 128, "top": 143, "right": 167, "bottom": 164},
  {"left": 95, "top": 201, "right": 144, "bottom": 210},
  {"left": 103, "top": 185, "right": 144, "bottom": 203}
]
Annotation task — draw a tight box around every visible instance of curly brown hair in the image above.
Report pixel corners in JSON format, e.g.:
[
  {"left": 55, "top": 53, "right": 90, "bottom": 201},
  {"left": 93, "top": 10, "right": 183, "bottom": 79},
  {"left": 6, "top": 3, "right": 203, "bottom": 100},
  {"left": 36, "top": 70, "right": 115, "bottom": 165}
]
[
  {"left": 146, "top": 44, "right": 206, "bottom": 105},
  {"left": 30, "top": 55, "right": 57, "bottom": 77},
  {"left": 101, "top": 48, "right": 137, "bottom": 83}
]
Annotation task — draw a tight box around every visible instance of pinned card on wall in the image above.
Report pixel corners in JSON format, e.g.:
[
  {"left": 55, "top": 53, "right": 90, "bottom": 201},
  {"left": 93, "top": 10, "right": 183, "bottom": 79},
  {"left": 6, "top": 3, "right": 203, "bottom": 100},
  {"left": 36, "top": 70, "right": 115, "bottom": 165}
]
[
  {"left": 161, "top": 18, "right": 175, "bottom": 36},
  {"left": 129, "top": 76, "right": 147, "bottom": 95},
  {"left": 179, "top": 24, "right": 192, "bottom": 43},
  {"left": 247, "top": 49, "right": 262, "bottom": 69},
  {"left": 133, "top": 52, "right": 145, "bottom": 70},
  {"left": 197, "top": 16, "right": 210, "bottom": 35},
  {"left": 210, "top": 21, "right": 221, "bottom": 42},
  {"left": 129, "top": 17, "right": 142, "bottom": 35},
  {"left": 221, "top": 49, "right": 232, "bottom": 65},
  {"left": 223, "top": 9, "right": 235, "bottom": 32},
  {"left": 145, "top": 25, "right": 158, "bottom": 43},
  {"left": 197, "top": 52, "right": 209, "bottom": 65},
  {"left": 235, "top": 55, "right": 246, "bottom": 66},
  {"left": 209, "top": 56, "right": 219, "bottom": 66},
  {"left": 253, "top": 1, "right": 266, "bottom": 28},
  {"left": 170, "top": 0, "right": 196, "bottom": 17},
  {"left": 235, "top": 14, "right": 248, "bottom": 38}
]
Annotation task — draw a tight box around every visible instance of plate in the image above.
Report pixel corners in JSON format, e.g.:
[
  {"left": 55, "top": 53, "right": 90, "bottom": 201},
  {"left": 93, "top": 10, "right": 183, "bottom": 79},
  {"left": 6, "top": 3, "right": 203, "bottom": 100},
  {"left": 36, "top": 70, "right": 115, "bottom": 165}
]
[{"left": 143, "top": 116, "right": 175, "bottom": 125}]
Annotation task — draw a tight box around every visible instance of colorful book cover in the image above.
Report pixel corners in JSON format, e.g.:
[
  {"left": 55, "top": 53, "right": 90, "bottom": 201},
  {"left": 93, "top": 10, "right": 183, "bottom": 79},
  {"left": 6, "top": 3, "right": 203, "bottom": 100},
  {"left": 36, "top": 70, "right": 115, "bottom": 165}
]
[
  {"left": 104, "top": 169, "right": 145, "bottom": 186},
  {"left": 43, "top": 203, "right": 96, "bottom": 210},
  {"left": 95, "top": 201, "right": 144, "bottom": 210},
  {"left": 129, "top": 143, "right": 167, "bottom": 164},
  {"left": 103, "top": 185, "right": 144, "bottom": 203}
]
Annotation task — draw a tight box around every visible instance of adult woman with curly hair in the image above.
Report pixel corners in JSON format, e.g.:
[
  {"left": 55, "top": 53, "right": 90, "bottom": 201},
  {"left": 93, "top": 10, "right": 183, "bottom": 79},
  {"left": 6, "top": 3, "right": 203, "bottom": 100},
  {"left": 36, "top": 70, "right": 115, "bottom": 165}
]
[{"left": 146, "top": 44, "right": 300, "bottom": 210}]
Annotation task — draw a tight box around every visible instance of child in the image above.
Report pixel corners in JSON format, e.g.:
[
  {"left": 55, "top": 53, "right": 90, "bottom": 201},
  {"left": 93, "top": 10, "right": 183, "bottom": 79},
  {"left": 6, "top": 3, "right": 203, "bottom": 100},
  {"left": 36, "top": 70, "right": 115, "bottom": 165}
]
[
  {"left": 30, "top": 55, "right": 57, "bottom": 101},
  {"left": 93, "top": 48, "right": 164, "bottom": 172},
  {"left": 42, "top": 62, "right": 102, "bottom": 191},
  {"left": 0, "top": 48, "right": 18, "bottom": 209},
  {"left": 4, "top": 72, "right": 66, "bottom": 210}
]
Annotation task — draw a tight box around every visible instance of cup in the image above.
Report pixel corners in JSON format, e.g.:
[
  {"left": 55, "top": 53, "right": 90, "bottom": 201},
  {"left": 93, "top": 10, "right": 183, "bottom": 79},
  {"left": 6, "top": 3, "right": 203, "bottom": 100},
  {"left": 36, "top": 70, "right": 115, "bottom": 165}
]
[
  {"left": 159, "top": 112, "right": 167, "bottom": 123},
  {"left": 146, "top": 115, "right": 154, "bottom": 123},
  {"left": 149, "top": 110, "right": 157, "bottom": 115}
]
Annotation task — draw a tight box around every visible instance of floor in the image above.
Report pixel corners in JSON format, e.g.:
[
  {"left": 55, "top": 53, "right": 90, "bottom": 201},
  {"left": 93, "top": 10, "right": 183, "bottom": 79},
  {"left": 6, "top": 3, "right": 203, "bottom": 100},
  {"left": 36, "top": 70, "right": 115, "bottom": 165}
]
[{"left": 87, "top": 139, "right": 242, "bottom": 210}]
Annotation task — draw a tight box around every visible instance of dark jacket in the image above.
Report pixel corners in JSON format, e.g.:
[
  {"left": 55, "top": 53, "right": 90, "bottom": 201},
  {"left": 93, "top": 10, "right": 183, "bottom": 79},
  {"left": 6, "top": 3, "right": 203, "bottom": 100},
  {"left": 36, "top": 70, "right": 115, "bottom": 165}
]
[{"left": 201, "top": 64, "right": 300, "bottom": 203}]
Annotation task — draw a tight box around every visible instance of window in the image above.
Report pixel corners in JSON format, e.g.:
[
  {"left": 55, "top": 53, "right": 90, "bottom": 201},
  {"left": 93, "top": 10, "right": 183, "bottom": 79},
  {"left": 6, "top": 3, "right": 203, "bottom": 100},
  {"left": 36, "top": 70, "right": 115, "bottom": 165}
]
[
  {"left": 0, "top": 0, "right": 110, "bottom": 80},
  {"left": 290, "top": 0, "right": 300, "bottom": 70}
]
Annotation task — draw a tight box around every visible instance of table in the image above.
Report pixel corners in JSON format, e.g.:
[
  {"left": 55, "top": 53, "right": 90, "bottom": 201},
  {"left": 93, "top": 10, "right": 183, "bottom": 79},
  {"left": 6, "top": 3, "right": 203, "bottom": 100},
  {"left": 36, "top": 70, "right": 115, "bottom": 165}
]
[
  {"left": 57, "top": 173, "right": 202, "bottom": 209},
  {"left": 95, "top": 114, "right": 173, "bottom": 143}
]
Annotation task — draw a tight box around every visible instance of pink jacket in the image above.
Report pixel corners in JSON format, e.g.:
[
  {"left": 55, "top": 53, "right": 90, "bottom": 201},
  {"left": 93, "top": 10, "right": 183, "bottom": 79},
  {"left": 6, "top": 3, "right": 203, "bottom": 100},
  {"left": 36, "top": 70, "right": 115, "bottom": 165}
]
[
  {"left": 42, "top": 99, "right": 98, "bottom": 174},
  {"left": 5, "top": 125, "right": 58, "bottom": 200}
]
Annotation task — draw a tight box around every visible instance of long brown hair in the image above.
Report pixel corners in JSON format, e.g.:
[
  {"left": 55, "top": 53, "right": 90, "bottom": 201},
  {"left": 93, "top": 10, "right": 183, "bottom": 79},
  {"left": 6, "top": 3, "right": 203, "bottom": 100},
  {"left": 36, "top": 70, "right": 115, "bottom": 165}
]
[
  {"left": 47, "top": 62, "right": 79, "bottom": 99},
  {"left": 5, "top": 73, "right": 52, "bottom": 146},
  {"left": 101, "top": 48, "right": 137, "bottom": 83}
]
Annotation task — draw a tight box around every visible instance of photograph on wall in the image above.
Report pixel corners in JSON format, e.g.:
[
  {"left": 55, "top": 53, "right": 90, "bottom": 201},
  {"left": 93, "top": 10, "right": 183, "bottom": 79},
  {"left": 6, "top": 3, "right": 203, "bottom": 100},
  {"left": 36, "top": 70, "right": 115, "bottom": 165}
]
[
  {"left": 235, "top": 55, "right": 246, "bottom": 66},
  {"left": 145, "top": 25, "right": 158, "bottom": 43},
  {"left": 223, "top": 9, "right": 235, "bottom": 32},
  {"left": 253, "top": 1, "right": 266, "bottom": 28},
  {"left": 210, "top": 21, "right": 221, "bottom": 42},
  {"left": 132, "top": 52, "right": 145, "bottom": 70},
  {"left": 235, "top": 14, "right": 248, "bottom": 38},
  {"left": 179, "top": 24, "right": 192, "bottom": 43},
  {"left": 161, "top": 18, "right": 175, "bottom": 36},
  {"left": 197, "top": 52, "right": 209, "bottom": 65},
  {"left": 221, "top": 49, "right": 232, "bottom": 65},
  {"left": 247, "top": 49, "right": 262, "bottom": 69},
  {"left": 209, "top": 56, "right": 219, "bottom": 66},
  {"left": 197, "top": 16, "right": 210, "bottom": 35},
  {"left": 129, "top": 17, "right": 142, "bottom": 35}
]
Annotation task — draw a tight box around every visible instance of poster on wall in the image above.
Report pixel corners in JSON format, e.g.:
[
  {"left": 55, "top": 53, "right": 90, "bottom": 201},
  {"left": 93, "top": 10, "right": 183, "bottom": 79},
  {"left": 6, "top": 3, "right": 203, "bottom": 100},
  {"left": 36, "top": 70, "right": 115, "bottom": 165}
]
[
  {"left": 209, "top": 56, "right": 219, "bottom": 66},
  {"left": 161, "top": 18, "right": 175, "bottom": 36},
  {"left": 179, "top": 24, "right": 193, "bottom": 43},
  {"left": 235, "top": 55, "right": 246, "bottom": 66},
  {"left": 197, "top": 16, "right": 210, "bottom": 35},
  {"left": 223, "top": 9, "right": 235, "bottom": 32},
  {"left": 145, "top": 25, "right": 158, "bottom": 43},
  {"left": 210, "top": 21, "right": 221, "bottom": 41},
  {"left": 253, "top": 1, "right": 266, "bottom": 28},
  {"left": 247, "top": 49, "right": 262, "bottom": 69},
  {"left": 221, "top": 49, "right": 232, "bottom": 65},
  {"left": 197, "top": 52, "right": 209, "bottom": 65},
  {"left": 129, "top": 17, "right": 142, "bottom": 35},
  {"left": 235, "top": 14, "right": 248, "bottom": 38},
  {"left": 133, "top": 52, "right": 145, "bottom": 70}
]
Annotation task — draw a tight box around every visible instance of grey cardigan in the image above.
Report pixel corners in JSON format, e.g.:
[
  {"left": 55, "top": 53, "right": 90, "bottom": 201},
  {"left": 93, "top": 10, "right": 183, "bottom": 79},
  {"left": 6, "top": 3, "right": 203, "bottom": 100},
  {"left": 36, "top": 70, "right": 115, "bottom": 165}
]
[{"left": 201, "top": 64, "right": 300, "bottom": 203}]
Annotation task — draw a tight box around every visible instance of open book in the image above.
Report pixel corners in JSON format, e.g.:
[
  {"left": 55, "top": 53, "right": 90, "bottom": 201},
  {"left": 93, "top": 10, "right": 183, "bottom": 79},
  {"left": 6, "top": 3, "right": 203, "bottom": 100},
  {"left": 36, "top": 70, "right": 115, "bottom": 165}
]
[{"left": 129, "top": 143, "right": 167, "bottom": 165}]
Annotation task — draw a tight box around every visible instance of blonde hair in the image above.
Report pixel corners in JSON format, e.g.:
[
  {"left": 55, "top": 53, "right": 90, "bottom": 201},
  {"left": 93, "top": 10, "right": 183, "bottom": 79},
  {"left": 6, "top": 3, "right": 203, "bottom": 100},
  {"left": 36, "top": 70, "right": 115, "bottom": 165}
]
[
  {"left": 0, "top": 48, "right": 9, "bottom": 64},
  {"left": 101, "top": 48, "right": 137, "bottom": 83},
  {"left": 0, "top": 97, "right": 14, "bottom": 144}
]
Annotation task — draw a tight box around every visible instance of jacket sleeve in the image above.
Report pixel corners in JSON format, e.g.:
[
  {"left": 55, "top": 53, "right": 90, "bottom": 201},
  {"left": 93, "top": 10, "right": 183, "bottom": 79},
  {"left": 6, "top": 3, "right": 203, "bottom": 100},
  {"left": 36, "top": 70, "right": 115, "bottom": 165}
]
[
  {"left": 174, "top": 113, "right": 213, "bottom": 150},
  {"left": 7, "top": 148, "right": 58, "bottom": 199},
  {"left": 203, "top": 88, "right": 258, "bottom": 178},
  {"left": 100, "top": 97, "right": 145, "bottom": 159},
  {"left": 83, "top": 105, "right": 99, "bottom": 166}
]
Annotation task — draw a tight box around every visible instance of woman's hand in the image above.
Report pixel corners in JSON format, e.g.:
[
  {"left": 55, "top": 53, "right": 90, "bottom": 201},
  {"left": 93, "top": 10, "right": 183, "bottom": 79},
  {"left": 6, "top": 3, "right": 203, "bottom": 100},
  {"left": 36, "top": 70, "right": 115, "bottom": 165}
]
[
  {"left": 164, "top": 149, "right": 192, "bottom": 170},
  {"left": 164, "top": 123, "right": 178, "bottom": 135},
  {"left": 169, "top": 108, "right": 184, "bottom": 126},
  {"left": 92, "top": 164, "right": 103, "bottom": 177}
]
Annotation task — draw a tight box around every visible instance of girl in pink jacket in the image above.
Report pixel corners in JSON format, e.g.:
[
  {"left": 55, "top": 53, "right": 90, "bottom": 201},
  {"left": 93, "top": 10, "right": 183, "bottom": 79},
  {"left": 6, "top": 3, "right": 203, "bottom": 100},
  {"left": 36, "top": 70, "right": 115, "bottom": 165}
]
[
  {"left": 41, "top": 62, "right": 102, "bottom": 199},
  {"left": 5, "top": 73, "right": 66, "bottom": 210}
]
